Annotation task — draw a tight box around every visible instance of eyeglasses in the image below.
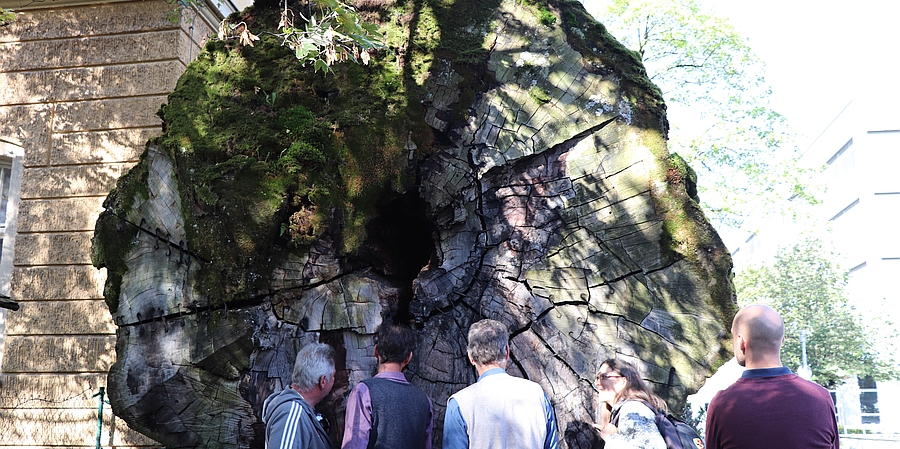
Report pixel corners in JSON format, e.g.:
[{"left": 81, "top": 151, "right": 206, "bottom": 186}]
[{"left": 598, "top": 373, "right": 624, "bottom": 380}]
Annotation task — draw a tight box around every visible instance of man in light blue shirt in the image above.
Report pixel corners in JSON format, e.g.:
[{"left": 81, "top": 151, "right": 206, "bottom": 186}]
[{"left": 443, "top": 319, "right": 559, "bottom": 449}]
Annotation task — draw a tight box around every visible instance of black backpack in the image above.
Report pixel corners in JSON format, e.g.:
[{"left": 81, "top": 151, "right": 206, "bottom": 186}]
[{"left": 610, "top": 400, "right": 705, "bottom": 449}]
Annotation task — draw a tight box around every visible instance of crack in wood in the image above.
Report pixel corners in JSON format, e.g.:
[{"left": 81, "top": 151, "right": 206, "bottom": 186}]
[
  {"left": 116, "top": 267, "right": 364, "bottom": 328},
  {"left": 104, "top": 210, "right": 209, "bottom": 264}
]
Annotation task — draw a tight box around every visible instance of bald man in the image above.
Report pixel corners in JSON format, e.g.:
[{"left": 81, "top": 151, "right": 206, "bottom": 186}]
[{"left": 705, "top": 305, "right": 839, "bottom": 449}]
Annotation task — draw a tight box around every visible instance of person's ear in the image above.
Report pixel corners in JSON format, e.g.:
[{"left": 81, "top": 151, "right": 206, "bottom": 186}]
[
  {"left": 467, "top": 350, "right": 475, "bottom": 366},
  {"left": 319, "top": 375, "right": 328, "bottom": 389},
  {"left": 374, "top": 345, "right": 380, "bottom": 361},
  {"left": 403, "top": 351, "right": 413, "bottom": 366}
]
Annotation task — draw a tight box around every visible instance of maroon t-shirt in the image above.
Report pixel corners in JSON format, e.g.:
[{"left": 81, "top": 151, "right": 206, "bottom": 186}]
[{"left": 706, "top": 370, "right": 839, "bottom": 449}]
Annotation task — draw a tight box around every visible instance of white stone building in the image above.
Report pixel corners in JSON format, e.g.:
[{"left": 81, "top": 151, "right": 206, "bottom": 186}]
[
  {"left": 727, "top": 99, "right": 900, "bottom": 438},
  {"left": 0, "top": 0, "right": 242, "bottom": 446}
]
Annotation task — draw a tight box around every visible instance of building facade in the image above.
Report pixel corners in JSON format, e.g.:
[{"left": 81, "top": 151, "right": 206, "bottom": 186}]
[
  {"left": 0, "top": 0, "right": 232, "bottom": 446},
  {"left": 730, "top": 99, "right": 900, "bottom": 436}
]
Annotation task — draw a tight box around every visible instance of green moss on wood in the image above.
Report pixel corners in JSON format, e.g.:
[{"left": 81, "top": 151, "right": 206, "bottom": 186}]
[
  {"left": 91, "top": 151, "right": 151, "bottom": 313},
  {"left": 528, "top": 85, "right": 552, "bottom": 104},
  {"left": 667, "top": 153, "right": 699, "bottom": 202},
  {"left": 93, "top": 0, "right": 733, "bottom": 326},
  {"left": 554, "top": 0, "right": 667, "bottom": 130},
  {"left": 103, "top": 2, "right": 419, "bottom": 304},
  {"left": 642, "top": 128, "right": 737, "bottom": 335},
  {"left": 158, "top": 0, "right": 496, "bottom": 304},
  {"left": 537, "top": 6, "right": 557, "bottom": 25}
]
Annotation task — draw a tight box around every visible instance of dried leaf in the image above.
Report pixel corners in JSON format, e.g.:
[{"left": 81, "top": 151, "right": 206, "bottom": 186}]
[
  {"left": 240, "top": 29, "right": 260, "bottom": 47},
  {"left": 217, "top": 20, "right": 229, "bottom": 41},
  {"left": 279, "top": 8, "right": 293, "bottom": 30}
]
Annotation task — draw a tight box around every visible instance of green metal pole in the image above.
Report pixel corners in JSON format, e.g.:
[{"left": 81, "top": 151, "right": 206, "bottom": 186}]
[{"left": 94, "top": 387, "right": 105, "bottom": 449}]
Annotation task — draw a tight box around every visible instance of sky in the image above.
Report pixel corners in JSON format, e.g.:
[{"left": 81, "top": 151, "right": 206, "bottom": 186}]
[
  {"left": 581, "top": 0, "right": 900, "bottom": 250},
  {"left": 582, "top": 0, "right": 900, "bottom": 149},
  {"left": 703, "top": 1, "right": 900, "bottom": 251},
  {"left": 700, "top": 0, "right": 900, "bottom": 148}
]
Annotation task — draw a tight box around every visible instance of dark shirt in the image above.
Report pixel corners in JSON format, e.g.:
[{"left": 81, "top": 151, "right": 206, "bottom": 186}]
[
  {"left": 706, "top": 369, "right": 839, "bottom": 449},
  {"left": 341, "top": 372, "right": 433, "bottom": 449},
  {"left": 741, "top": 366, "right": 792, "bottom": 378}
]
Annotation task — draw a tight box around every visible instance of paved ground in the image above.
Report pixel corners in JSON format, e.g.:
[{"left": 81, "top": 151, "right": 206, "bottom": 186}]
[{"left": 840, "top": 434, "right": 900, "bottom": 449}]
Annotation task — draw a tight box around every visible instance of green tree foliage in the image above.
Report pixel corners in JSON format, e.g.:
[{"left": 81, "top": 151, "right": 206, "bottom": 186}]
[
  {"left": 591, "top": 0, "right": 815, "bottom": 228},
  {"left": 1, "top": 7, "right": 15, "bottom": 25},
  {"left": 735, "top": 237, "right": 900, "bottom": 388},
  {"left": 174, "top": 0, "right": 383, "bottom": 72}
]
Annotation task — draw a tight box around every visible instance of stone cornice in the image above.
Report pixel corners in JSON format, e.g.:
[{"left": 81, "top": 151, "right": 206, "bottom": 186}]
[
  {"left": 1, "top": 0, "right": 129, "bottom": 10},
  {"left": 0, "top": 0, "right": 239, "bottom": 27}
]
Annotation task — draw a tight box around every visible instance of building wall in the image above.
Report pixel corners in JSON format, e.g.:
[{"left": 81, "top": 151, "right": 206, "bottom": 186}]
[
  {"left": 729, "top": 99, "right": 900, "bottom": 436},
  {"left": 801, "top": 102, "right": 900, "bottom": 280},
  {"left": 0, "top": 1, "right": 215, "bottom": 446}
]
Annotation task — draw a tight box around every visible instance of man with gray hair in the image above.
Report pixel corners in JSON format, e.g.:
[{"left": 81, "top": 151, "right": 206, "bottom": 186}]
[
  {"left": 443, "top": 319, "right": 559, "bottom": 449},
  {"left": 263, "top": 342, "right": 337, "bottom": 449}
]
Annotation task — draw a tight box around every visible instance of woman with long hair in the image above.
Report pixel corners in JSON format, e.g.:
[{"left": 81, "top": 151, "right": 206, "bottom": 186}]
[{"left": 594, "top": 358, "right": 666, "bottom": 449}]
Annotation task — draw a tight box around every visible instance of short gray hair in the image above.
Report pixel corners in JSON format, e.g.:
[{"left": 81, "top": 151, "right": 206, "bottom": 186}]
[
  {"left": 291, "top": 342, "right": 335, "bottom": 390},
  {"left": 467, "top": 319, "right": 509, "bottom": 365}
]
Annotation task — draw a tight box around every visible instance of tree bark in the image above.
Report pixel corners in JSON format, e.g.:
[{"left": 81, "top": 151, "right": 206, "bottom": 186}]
[{"left": 92, "top": 0, "right": 736, "bottom": 448}]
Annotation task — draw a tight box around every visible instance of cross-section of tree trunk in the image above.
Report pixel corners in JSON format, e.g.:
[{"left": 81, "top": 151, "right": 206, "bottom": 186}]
[{"left": 92, "top": 0, "right": 736, "bottom": 447}]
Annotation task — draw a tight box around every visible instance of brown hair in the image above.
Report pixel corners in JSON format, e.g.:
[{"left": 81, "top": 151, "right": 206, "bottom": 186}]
[
  {"left": 601, "top": 359, "right": 667, "bottom": 413},
  {"left": 374, "top": 323, "right": 416, "bottom": 364}
]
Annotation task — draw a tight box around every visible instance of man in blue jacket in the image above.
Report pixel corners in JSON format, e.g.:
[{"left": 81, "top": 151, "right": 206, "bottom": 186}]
[
  {"left": 443, "top": 319, "right": 559, "bottom": 449},
  {"left": 263, "top": 342, "right": 336, "bottom": 449}
]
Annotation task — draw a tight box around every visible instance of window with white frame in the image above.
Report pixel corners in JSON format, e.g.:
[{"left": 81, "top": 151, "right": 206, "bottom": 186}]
[
  {"left": 0, "top": 140, "right": 23, "bottom": 290},
  {"left": 858, "top": 375, "right": 880, "bottom": 424},
  {"left": 0, "top": 139, "right": 24, "bottom": 372},
  {"left": 0, "top": 156, "right": 12, "bottom": 258}
]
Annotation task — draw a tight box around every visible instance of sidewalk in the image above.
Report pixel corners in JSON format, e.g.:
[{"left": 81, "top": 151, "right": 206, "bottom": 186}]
[{"left": 841, "top": 434, "right": 900, "bottom": 449}]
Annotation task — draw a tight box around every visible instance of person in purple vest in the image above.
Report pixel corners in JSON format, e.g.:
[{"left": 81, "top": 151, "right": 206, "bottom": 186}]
[
  {"left": 705, "top": 304, "right": 839, "bottom": 449},
  {"left": 443, "top": 319, "right": 559, "bottom": 449},
  {"left": 342, "top": 323, "right": 433, "bottom": 449}
]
